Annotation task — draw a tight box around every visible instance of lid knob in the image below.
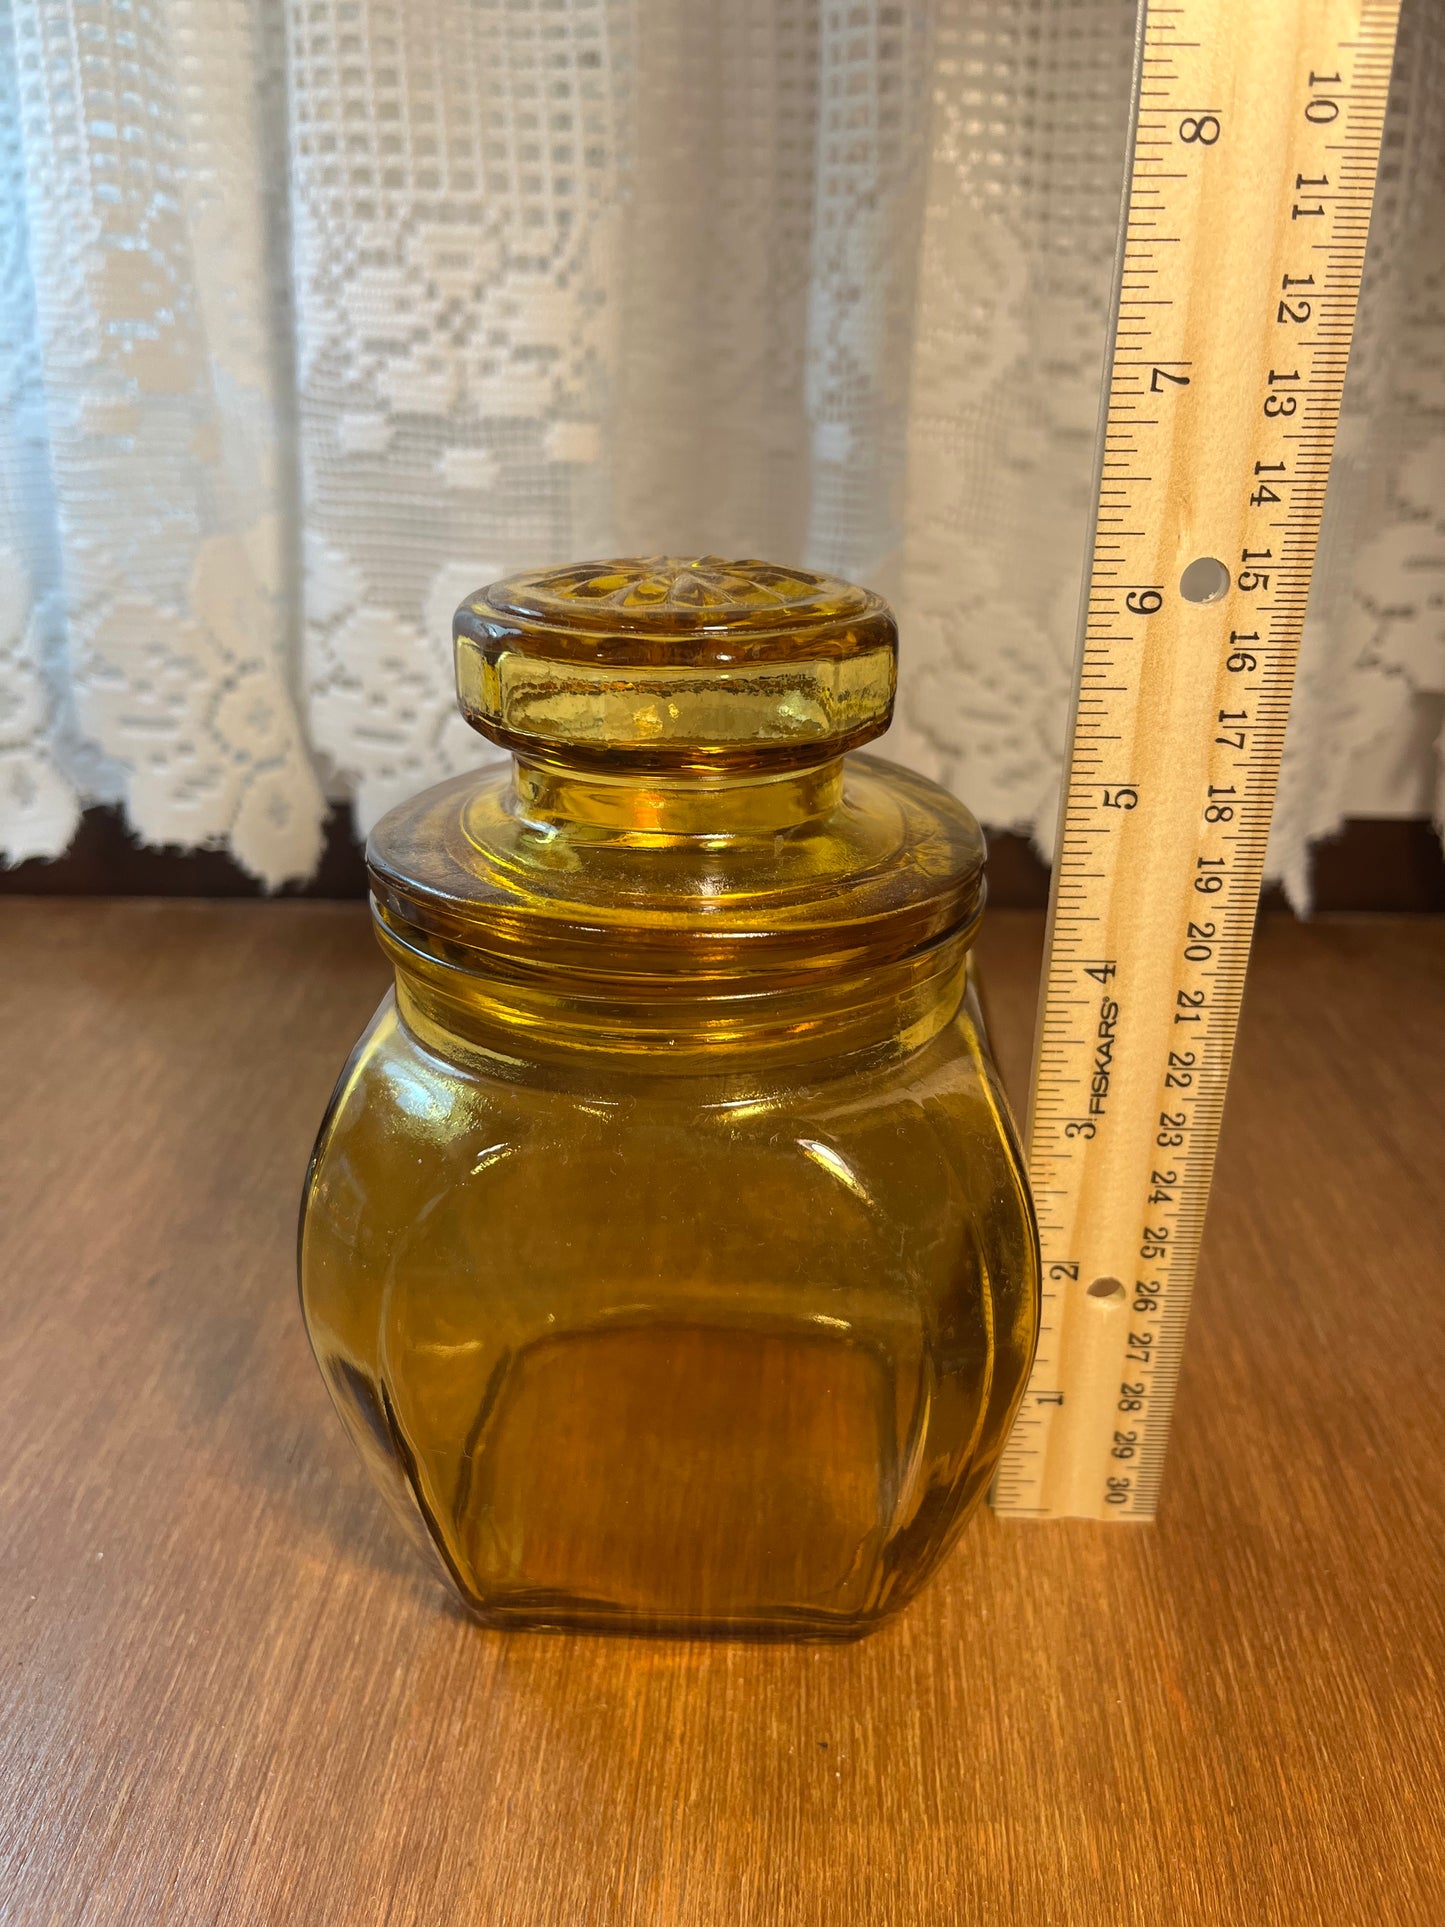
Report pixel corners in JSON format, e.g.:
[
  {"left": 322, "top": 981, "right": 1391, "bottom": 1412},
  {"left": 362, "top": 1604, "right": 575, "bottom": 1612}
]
[{"left": 453, "top": 556, "right": 897, "bottom": 775}]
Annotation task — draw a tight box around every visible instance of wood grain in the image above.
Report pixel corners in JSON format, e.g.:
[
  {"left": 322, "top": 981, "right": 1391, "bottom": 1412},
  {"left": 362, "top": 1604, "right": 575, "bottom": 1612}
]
[{"left": 0, "top": 900, "right": 1440, "bottom": 1925}]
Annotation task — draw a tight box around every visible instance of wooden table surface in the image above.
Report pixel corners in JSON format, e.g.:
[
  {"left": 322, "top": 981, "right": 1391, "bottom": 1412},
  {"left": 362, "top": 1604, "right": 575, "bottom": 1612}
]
[{"left": 1, "top": 900, "right": 1441, "bottom": 1926}]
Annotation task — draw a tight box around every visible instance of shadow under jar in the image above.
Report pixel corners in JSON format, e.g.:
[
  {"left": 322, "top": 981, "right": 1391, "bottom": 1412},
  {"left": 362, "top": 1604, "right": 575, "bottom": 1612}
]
[{"left": 299, "top": 557, "right": 1040, "bottom": 1639}]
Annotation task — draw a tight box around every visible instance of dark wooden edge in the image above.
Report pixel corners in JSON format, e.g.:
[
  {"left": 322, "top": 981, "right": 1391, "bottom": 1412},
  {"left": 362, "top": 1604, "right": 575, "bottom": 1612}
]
[{"left": 1, "top": 805, "right": 1442, "bottom": 912}]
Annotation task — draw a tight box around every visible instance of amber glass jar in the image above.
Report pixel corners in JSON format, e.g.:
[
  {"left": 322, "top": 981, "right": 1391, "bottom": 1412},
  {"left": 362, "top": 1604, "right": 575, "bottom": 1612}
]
[{"left": 299, "top": 557, "right": 1038, "bottom": 1638}]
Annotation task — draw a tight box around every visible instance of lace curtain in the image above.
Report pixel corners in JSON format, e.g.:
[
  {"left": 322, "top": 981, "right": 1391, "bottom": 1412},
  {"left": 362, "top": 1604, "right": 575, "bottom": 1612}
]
[{"left": 1, "top": 0, "right": 1441, "bottom": 895}]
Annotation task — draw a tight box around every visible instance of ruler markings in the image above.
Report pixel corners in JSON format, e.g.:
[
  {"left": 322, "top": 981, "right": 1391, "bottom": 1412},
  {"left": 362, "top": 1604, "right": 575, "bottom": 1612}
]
[{"left": 992, "top": 0, "right": 1401, "bottom": 1522}]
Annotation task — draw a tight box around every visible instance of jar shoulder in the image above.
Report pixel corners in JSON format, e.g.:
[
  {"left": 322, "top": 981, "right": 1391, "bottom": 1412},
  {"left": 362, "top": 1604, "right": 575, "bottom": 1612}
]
[{"left": 303, "top": 988, "right": 1033, "bottom": 1234}]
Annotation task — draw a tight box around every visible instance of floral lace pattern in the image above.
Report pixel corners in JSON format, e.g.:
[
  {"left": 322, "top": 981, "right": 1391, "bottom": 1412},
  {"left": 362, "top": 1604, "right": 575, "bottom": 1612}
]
[
  {"left": 1, "top": 0, "right": 323, "bottom": 884},
  {"left": 1268, "top": 0, "right": 1445, "bottom": 898},
  {"left": 289, "top": 0, "right": 632, "bottom": 831},
  {"left": 0, "top": 0, "right": 1439, "bottom": 893}
]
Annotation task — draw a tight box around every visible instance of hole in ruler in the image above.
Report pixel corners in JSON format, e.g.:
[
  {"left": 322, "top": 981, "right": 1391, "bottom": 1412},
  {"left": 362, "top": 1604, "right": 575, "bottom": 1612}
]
[
  {"left": 1179, "top": 555, "right": 1231, "bottom": 604},
  {"left": 1087, "top": 1276, "right": 1126, "bottom": 1302}
]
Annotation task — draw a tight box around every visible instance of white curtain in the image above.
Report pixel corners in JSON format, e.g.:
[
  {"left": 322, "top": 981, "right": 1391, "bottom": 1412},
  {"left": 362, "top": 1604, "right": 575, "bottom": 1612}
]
[{"left": 1, "top": 0, "right": 1441, "bottom": 896}]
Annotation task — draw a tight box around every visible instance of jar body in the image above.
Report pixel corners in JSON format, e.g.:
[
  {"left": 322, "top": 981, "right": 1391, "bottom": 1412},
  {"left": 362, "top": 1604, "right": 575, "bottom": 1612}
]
[{"left": 299, "top": 970, "right": 1039, "bottom": 1638}]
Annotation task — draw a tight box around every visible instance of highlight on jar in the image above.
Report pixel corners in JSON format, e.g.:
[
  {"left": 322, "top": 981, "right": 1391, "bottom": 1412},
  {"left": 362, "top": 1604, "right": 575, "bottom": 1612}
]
[{"left": 298, "top": 556, "right": 1041, "bottom": 1639}]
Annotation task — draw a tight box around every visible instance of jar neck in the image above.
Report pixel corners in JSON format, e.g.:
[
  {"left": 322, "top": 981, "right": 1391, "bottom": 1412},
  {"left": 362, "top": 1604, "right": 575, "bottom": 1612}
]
[
  {"left": 508, "top": 754, "right": 845, "bottom": 840},
  {"left": 366, "top": 751, "right": 988, "bottom": 1071},
  {"left": 382, "top": 917, "right": 977, "bottom": 1076}
]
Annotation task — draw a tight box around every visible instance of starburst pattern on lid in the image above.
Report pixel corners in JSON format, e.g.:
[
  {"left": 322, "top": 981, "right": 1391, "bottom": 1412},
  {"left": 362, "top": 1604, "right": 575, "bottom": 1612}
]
[{"left": 477, "top": 555, "right": 885, "bottom": 637}]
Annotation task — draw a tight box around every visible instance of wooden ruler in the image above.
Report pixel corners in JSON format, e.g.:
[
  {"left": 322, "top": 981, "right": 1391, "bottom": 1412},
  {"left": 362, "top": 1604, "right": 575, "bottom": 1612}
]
[{"left": 992, "top": 0, "right": 1401, "bottom": 1521}]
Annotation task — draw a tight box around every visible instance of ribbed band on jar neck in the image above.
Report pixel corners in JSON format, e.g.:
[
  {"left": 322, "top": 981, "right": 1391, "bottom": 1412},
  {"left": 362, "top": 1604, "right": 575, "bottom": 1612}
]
[{"left": 378, "top": 910, "right": 980, "bottom": 1073}]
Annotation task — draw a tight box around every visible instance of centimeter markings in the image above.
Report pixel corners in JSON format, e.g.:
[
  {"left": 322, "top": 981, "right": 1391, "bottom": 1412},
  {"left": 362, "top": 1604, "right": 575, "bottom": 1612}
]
[{"left": 992, "top": 0, "right": 1401, "bottom": 1521}]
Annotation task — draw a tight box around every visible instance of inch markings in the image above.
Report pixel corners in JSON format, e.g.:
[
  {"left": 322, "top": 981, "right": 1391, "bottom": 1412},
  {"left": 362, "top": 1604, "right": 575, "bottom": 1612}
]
[{"left": 992, "top": 0, "right": 1401, "bottom": 1521}]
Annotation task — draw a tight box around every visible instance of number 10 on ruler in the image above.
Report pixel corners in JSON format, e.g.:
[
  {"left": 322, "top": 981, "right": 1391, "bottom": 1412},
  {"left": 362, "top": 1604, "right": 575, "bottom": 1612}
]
[{"left": 990, "top": 0, "right": 1401, "bottom": 1521}]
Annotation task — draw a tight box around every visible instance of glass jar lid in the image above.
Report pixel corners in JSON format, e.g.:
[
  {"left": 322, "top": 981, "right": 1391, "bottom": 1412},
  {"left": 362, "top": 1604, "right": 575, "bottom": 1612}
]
[
  {"left": 454, "top": 556, "right": 898, "bottom": 775},
  {"left": 367, "top": 557, "right": 985, "bottom": 1053}
]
